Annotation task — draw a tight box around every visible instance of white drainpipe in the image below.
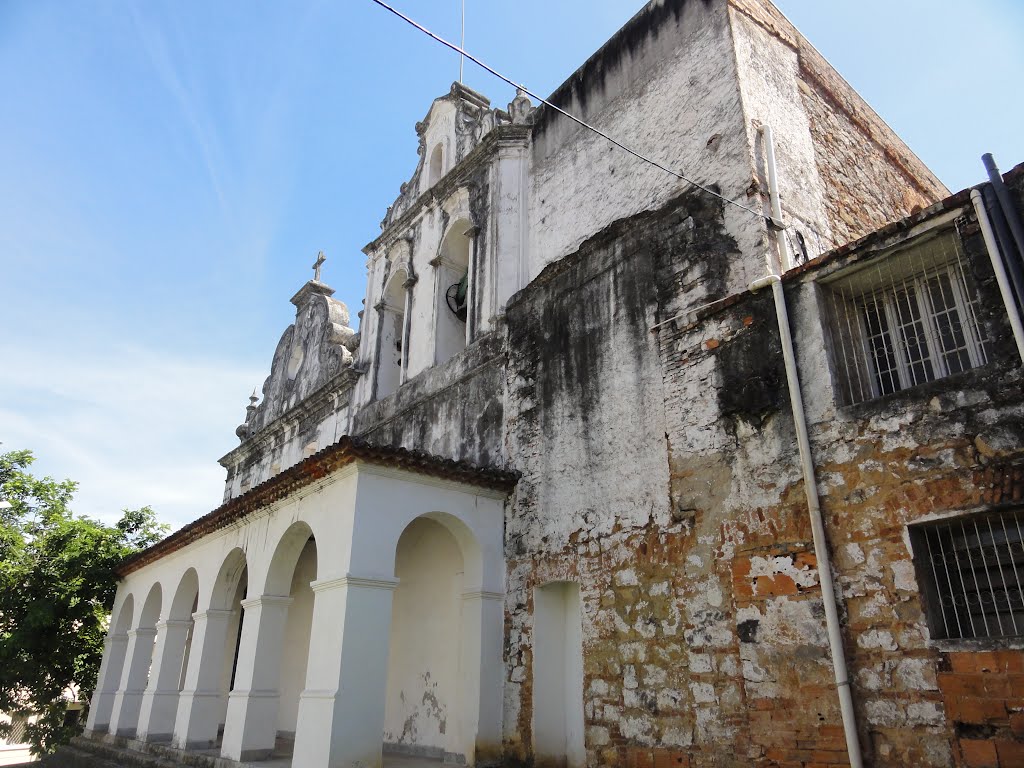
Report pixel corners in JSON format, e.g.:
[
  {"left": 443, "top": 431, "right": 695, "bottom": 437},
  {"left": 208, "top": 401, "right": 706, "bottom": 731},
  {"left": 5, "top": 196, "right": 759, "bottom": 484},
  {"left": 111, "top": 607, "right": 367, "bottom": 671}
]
[
  {"left": 751, "top": 126, "right": 864, "bottom": 768},
  {"left": 971, "top": 188, "right": 1024, "bottom": 363}
]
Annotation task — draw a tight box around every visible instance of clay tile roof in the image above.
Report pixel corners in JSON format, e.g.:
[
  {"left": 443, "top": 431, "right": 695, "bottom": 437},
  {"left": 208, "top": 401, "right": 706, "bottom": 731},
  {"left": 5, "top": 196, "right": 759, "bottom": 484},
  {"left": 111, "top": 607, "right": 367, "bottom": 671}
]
[{"left": 117, "top": 436, "right": 519, "bottom": 576}]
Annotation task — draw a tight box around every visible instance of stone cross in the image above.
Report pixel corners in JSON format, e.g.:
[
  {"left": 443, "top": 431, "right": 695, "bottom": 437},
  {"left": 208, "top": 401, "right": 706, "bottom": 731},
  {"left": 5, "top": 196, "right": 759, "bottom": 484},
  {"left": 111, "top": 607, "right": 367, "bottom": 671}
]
[{"left": 312, "top": 251, "right": 326, "bottom": 282}]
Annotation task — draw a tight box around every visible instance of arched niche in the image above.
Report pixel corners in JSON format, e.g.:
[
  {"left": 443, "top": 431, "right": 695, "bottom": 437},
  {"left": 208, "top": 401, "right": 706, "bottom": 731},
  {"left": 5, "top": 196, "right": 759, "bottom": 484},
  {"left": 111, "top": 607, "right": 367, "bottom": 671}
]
[{"left": 428, "top": 143, "right": 444, "bottom": 187}]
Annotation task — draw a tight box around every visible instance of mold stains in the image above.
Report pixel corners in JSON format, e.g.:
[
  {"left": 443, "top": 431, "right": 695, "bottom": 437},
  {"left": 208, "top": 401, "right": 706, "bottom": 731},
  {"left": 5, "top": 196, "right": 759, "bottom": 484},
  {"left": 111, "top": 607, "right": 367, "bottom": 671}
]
[
  {"left": 715, "top": 294, "right": 785, "bottom": 428},
  {"left": 737, "top": 618, "right": 759, "bottom": 643}
]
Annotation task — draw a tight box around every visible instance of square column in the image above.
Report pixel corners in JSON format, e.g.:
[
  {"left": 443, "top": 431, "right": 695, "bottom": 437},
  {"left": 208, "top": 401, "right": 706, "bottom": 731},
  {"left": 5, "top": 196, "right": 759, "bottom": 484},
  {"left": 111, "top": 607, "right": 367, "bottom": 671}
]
[
  {"left": 85, "top": 634, "right": 128, "bottom": 733},
  {"left": 292, "top": 574, "right": 398, "bottom": 768},
  {"left": 461, "top": 590, "right": 505, "bottom": 764},
  {"left": 221, "top": 595, "right": 293, "bottom": 762},
  {"left": 173, "top": 609, "right": 235, "bottom": 749},
  {"left": 137, "top": 619, "right": 193, "bottom": 743},
  {"left": 108, "top": 627, "right": 158, "bottom": 737}
]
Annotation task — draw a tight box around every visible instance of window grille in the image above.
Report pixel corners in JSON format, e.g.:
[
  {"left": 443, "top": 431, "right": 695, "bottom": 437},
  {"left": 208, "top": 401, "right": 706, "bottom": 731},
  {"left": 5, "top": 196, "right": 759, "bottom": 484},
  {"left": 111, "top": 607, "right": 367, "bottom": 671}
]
[
  {"left": 911, "top": 509, "right": 1024, "bottom": 641},
  {"left": 821, "top": 231, "right": 989, "bottom": 405},
  {"left": 7, "top": 715, "right": 28, "bottom": 745}
]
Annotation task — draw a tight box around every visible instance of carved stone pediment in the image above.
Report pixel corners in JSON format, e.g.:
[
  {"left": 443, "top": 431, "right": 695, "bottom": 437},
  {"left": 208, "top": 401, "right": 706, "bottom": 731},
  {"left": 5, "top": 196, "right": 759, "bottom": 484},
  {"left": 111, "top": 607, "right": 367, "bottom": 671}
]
[
  {"left": 237, "top": 280, "right": 358, "bottom": 440},
  {"left": 380, "top": 81, "right": 511, "bottom": 232}
]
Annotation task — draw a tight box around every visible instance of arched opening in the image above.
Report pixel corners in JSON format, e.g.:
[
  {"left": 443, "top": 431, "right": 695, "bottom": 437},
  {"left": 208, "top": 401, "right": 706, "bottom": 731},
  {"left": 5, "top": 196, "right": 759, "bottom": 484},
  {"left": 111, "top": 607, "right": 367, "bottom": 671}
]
[
  {"left": 109, "top": 594, "right": 136, "bottom": 683},
  {"left": 221, "top": 566, "right": 248, "bottom": 709},
  {"left": 169, "top": 569, "right": 200, "bottom": 692},
  {"left": 260, "top": 522, "right": 318, "bottom": 759},
  {"left": 428, "top": 143, "right": 444, "bottom": 187},
  {"left": 532, "top": 582, "right": 585, "bottom": 768},
  {"left": 88, "top": 594, "right": 135, "bottom": 732},
  {"left": 384, "top": 516, "right": 467, "bottom": 762},
  {"left": 276, "top": 537, "right": 317, "bottom": 746},
  {"left": 138, "top": 571, "right": 200, "bottom": 742},
  {"left": 174, "top": 550, "right": 247, "bottom": 751},
  {"left": 110, "top": 584, "right": 161, "bottom": 736},
  {"left": 377, "top": 269, "right": 408, "bottom": 399},
  {"left": 435, "top": 223, "right": 471, "bottom": 366},
  {"left": 138, "top": 584, "right": 163, "bottom": 687}
]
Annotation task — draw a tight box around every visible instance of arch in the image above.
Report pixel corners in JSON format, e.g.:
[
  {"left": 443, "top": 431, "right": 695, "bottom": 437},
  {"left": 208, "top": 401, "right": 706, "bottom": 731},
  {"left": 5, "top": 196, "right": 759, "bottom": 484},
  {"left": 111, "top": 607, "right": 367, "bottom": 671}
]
[
  {"left": 172, "top": 551, "right": 249, "bottom": 751},
  {"left": 276, "top": 534, "right": 317, "bottom": 739},
  {"left": 210, "top": 548, "right": 248, "bottom": 611},
  {"left": 377, "top": 267, "right": 409, "bottom": 400},
  {"left": 428, "top": 143, "right": 444, "bottom": 187},
  {"left": 169, "top": 569, "right": 200, "bottom": 621},
  {"left": 112, "top": 594, "right": 135, "bottom": 636},
  {"left": 224, "top": 521, "right": 317, "bottom": 758},
  {"left": 435, "top": 220, "right": 472, "bottom": 366},
  {"left": 264, "top": 520, "right": 316, "bottom": 596},
  {"left": 401, "top": 511, "right": 482, "bottom": 587},
  {"left": 139, "top": 582, "right": 163, "bottom": 630},
  {"left": 211, "top": 548, "right": 249, "bottom": 702},
  {"left": 168, "top": 570, "right": 200, "bottom": 694}
]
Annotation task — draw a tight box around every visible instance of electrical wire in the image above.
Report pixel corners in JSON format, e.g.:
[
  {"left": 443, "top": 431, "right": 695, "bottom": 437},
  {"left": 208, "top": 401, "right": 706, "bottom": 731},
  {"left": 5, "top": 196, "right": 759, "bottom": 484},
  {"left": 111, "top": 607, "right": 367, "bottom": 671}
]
[{"left": 368, "top": 0, "right": 771, "bottom": 222}]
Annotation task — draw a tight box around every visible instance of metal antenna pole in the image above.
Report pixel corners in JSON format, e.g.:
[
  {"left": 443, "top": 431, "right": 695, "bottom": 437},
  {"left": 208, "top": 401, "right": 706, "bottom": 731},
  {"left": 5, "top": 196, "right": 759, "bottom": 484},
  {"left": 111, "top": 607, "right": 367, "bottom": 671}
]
[{"left": 459, "top": 0, "right": 465, "bottom": 82}]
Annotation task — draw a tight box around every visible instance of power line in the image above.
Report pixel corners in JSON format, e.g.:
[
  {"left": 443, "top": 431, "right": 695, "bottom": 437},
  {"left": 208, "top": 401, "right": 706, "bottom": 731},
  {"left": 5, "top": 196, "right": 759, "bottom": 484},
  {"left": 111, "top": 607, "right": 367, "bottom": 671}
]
[{"left": 368, "top": 0, "right": 770, "bottom": 222}]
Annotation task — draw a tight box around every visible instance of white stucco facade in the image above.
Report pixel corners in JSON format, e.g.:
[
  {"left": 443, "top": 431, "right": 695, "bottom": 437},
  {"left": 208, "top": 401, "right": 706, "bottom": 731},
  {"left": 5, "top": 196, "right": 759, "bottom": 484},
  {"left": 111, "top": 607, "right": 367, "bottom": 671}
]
[{"left": 87, "top": 458, "right": 507, "bottom": 767}]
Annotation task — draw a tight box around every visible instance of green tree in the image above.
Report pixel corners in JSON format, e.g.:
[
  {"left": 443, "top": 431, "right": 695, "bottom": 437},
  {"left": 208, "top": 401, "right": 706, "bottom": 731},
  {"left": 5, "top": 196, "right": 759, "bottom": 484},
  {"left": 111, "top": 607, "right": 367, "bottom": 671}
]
[{"left": 0, "top": 449, "right": 168, "bottom": 755}]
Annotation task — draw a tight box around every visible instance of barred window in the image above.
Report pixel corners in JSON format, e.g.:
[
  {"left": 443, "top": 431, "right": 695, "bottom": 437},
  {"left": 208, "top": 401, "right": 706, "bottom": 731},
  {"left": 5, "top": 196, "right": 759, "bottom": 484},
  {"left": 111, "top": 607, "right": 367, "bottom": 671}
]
[
  {"left": 6, "top": 715, "right": 28, "bottom": 746},
  {"left": 822, "top": 231, "right": 989, "bottom": 405},
  {"left": 911, "top": 510, "right": 1024, "bottom": 641}
]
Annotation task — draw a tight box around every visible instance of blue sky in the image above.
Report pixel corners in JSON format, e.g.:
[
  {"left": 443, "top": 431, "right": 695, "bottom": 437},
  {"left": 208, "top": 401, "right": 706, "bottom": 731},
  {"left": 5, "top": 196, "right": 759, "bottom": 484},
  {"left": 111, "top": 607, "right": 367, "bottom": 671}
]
[{"left": 1, "top": 0, "right": 1022, "bottom": 530}]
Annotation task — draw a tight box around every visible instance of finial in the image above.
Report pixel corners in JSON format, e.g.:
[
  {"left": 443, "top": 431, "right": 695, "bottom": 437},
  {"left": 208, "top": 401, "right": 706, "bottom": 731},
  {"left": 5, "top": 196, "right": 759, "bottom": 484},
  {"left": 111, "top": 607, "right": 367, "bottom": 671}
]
[
  {"left": 236, "top": 387, "right": 260, "bottom": 441},
  {"left": 312, "top": 251, "right": 326, "bottom": 282}
]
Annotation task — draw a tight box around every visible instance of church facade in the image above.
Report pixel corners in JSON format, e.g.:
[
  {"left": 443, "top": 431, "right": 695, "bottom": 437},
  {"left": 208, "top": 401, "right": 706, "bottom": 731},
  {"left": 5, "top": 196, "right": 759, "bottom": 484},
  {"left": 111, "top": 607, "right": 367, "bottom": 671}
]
[{"left": 77, "top": 1, "right": 1024, "bottom": 767}]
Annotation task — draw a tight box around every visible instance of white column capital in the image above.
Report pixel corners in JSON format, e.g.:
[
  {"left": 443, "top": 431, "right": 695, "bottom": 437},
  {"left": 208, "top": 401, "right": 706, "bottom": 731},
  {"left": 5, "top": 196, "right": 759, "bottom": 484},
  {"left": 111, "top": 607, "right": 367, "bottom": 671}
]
[
  {"left": 240, "top": 595, "right": 293, "bottom": 610},
  {"left": 191, "top": 608, "right": 235, "bottom": 622},
  {"left": 128, "top": 627, "right": 158, "bottom": 639},
  {"left": 105, "top": 633, "right": 129, "bottom": 648},
  {"left": 310, "top": 574, "right": 400, "bottom": 593},
  {"left": 156, "top": 619, "right": 194, "bottom": 631}
]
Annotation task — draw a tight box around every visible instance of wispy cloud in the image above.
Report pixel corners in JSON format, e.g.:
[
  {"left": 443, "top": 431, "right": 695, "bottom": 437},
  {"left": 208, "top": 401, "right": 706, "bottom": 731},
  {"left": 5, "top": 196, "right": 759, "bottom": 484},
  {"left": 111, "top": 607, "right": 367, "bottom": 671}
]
[
  {"left": 126, "top": 5, "right": 231, "bottom": 220},
  {"left": 0, "top": 341, "right": 264, "bottom": 531}
]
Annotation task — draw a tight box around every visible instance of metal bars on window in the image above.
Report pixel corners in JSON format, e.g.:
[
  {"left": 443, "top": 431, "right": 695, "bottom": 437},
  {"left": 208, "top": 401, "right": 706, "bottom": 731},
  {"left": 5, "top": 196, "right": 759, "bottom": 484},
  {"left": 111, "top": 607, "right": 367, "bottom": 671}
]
[
  {"left": 6, "top": 716, "right": 28, "bottom": 746},
  {"left": 912, "top": 509, "right": 1024, "bottom": 641},
  {"left": 822, "top": 230, "right": 989, "bottom": 405}
]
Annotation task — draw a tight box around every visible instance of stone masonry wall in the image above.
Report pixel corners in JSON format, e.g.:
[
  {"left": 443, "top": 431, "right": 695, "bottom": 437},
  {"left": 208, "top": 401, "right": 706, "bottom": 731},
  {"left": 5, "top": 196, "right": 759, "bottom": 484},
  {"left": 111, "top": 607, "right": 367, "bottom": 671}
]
[
  {"left": 651, "top": 181, "right": 1024, "bottom": 767},
  {"left": 502, "top": 188, "right": 748, "bottom": 764},
  {"left": 503, "top": 162, "right": 1024, "bottom": 767}
]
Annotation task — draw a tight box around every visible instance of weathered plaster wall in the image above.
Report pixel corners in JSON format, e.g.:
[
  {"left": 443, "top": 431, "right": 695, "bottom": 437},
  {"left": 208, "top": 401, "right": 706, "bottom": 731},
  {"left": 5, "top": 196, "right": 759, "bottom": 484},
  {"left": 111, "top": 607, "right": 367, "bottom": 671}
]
[
  {"left": 528, "top": 0, "right": 765, "bottom": 293},
  {"left": 502, "top": 188, "right": 744, "bottom": 762},
  {"left": 726, "top": 0, "right": 948, "bottom": 250},
  {"left": 727, "top": 4, "right": 833, "bottom": 264},
  {"left": 504, "top": 162, "right": 1024, "bottom": 766},
  {"left": 352, "top": 330, "right": 505, "bottom": 469}
]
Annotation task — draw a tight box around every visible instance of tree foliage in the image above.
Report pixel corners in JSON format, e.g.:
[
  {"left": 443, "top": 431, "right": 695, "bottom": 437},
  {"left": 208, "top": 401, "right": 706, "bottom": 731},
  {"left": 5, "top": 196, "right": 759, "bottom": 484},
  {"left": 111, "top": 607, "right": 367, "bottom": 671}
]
[{"left": 0, "top": 449, "right": 168, "bottom": 755}]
